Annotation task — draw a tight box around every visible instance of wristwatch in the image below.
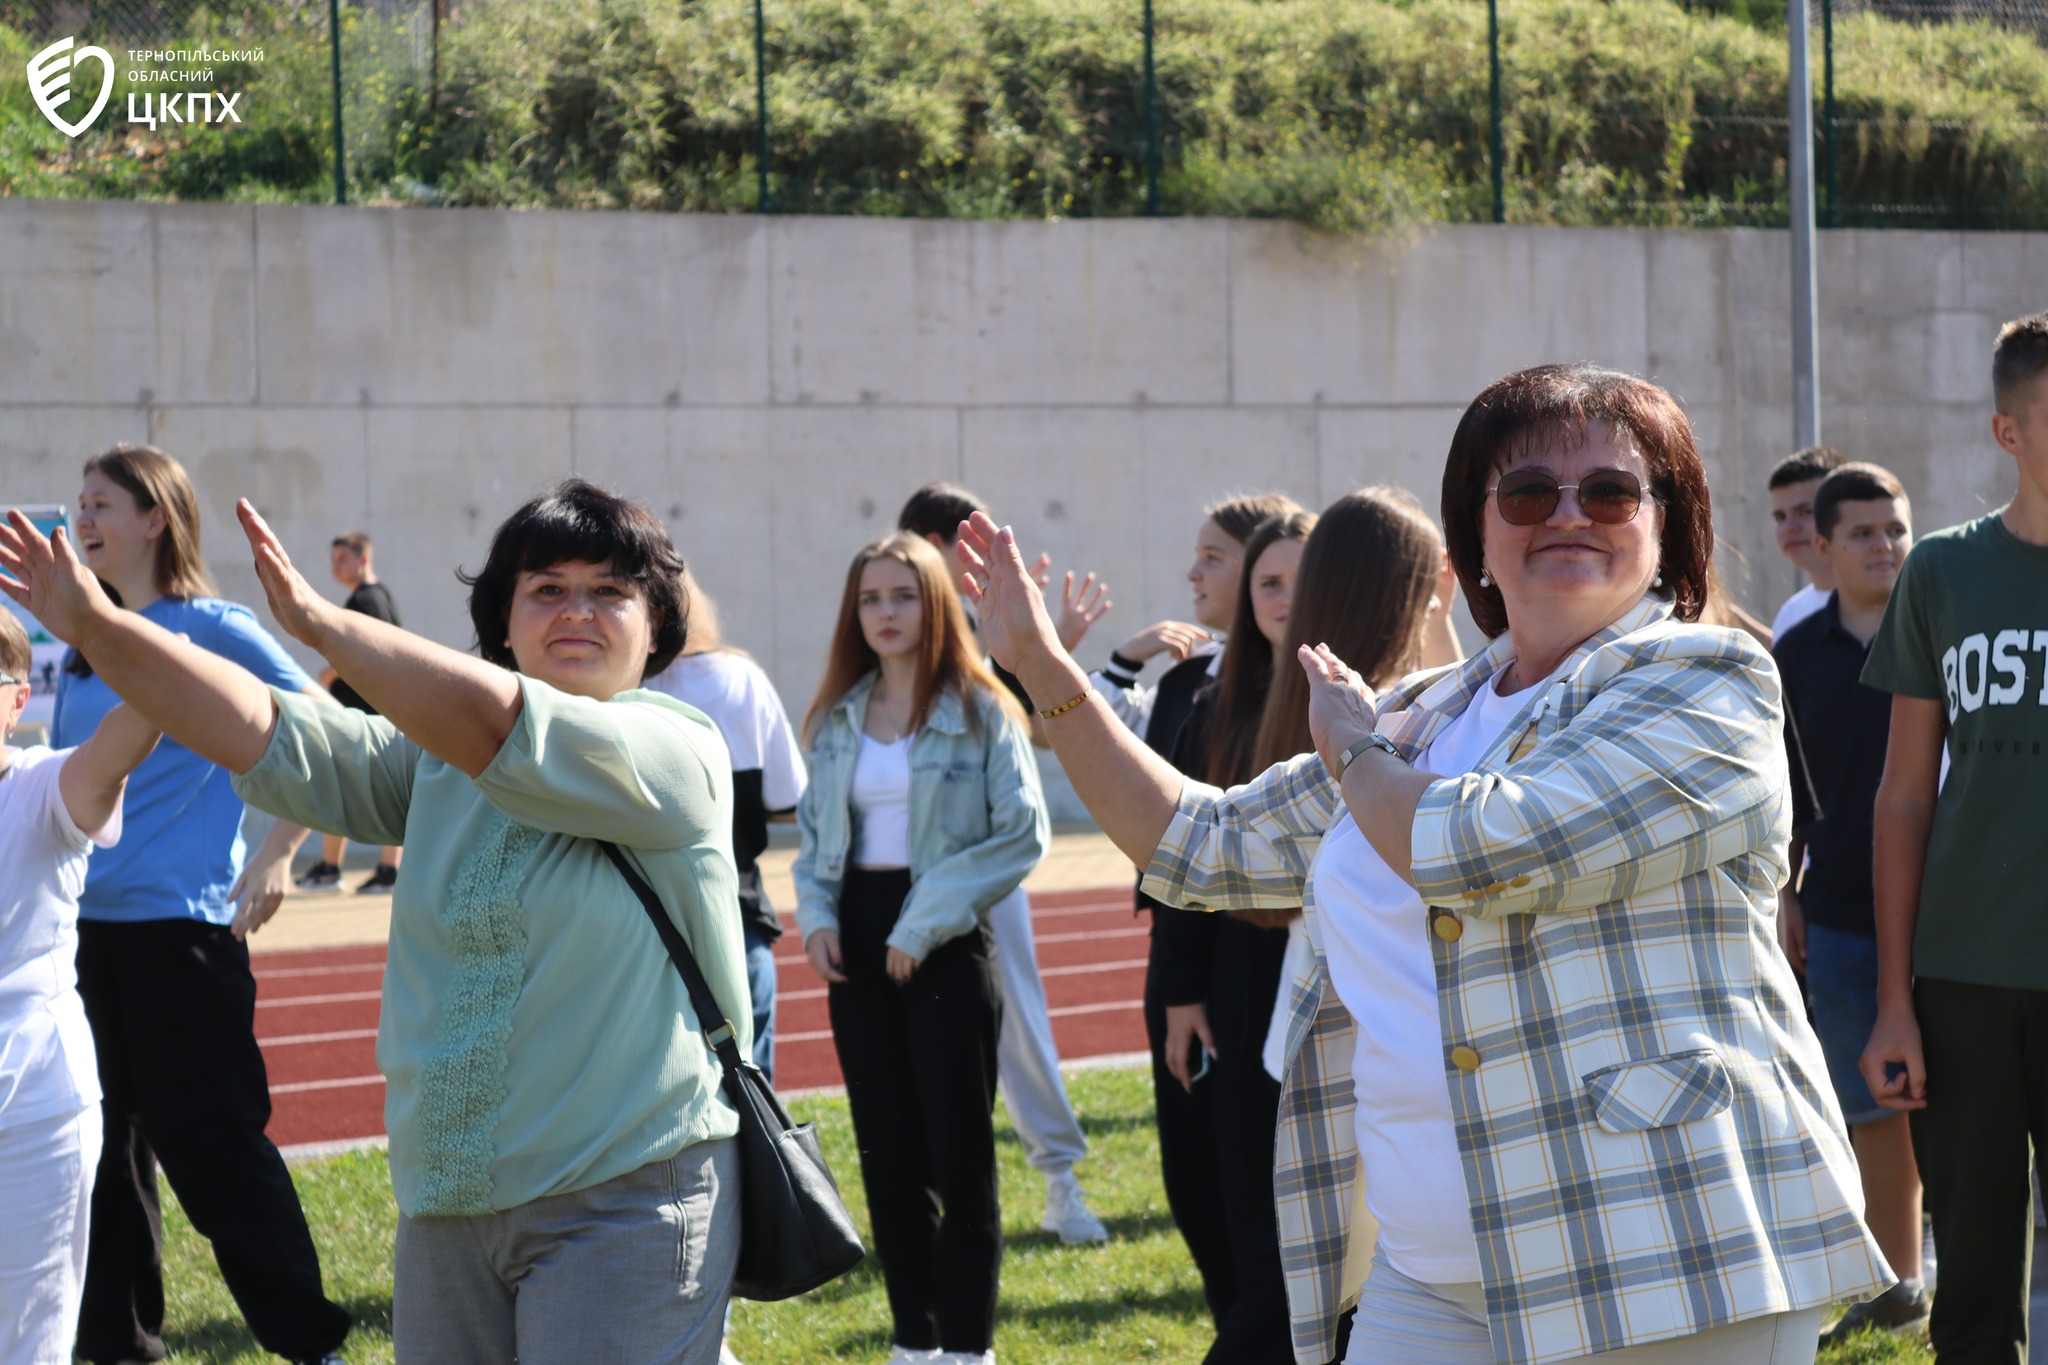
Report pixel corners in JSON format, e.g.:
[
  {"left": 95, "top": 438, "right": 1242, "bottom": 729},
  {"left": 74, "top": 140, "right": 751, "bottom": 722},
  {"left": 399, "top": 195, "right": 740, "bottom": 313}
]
[{"left": 1338, "top": 731, "right": 1403, "bottom": 777}]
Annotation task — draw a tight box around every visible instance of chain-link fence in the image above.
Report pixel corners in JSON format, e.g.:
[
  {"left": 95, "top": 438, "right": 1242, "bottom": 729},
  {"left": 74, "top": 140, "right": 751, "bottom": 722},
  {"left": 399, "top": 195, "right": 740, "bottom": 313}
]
[{"left": 4, "top": 0, "right": 2044, "bottom": 228}]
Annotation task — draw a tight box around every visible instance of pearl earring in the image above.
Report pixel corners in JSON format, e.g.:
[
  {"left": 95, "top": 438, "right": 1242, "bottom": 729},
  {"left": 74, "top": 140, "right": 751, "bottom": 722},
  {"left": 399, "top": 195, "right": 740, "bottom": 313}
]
[
  {"left": 1653, "top": 574, "right": 1664, "bottom": 588},
  {"left": 1478, "top": 569, "right": 1492, "bottom": 588}
]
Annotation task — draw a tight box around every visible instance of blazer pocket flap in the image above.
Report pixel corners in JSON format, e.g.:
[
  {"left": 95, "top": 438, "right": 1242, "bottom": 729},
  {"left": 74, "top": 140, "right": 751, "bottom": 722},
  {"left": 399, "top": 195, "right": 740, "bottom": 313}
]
[{"left": 1582, "top": 1049, "right": 1732, "bottom": 1134}]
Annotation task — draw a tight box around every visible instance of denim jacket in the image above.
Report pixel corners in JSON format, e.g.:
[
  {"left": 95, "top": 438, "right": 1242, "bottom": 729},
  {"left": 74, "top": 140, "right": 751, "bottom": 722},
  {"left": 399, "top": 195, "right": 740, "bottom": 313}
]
[{"left": 793, "top": 673, "right": 1049, "bottom": 960}]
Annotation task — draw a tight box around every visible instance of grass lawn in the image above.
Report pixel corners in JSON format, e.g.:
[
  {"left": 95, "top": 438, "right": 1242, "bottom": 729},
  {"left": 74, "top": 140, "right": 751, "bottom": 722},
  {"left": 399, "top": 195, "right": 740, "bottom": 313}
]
[{"left": 156, "top": 1064, "right": 1930, "bottom": 1363}]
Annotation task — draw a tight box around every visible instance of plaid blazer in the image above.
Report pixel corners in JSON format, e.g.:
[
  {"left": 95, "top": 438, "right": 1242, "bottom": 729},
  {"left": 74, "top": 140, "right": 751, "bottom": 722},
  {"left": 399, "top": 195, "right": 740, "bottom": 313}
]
[{"left": 1141, "top": 597, "right": 1890, "bottom": 1365}]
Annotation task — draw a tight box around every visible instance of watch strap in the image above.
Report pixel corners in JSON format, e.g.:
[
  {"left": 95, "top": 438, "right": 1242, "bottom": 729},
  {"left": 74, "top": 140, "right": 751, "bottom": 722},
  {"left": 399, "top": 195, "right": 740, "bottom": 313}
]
[{"left": 1338, "top": 731, "right": 1402, "bottom": 777}]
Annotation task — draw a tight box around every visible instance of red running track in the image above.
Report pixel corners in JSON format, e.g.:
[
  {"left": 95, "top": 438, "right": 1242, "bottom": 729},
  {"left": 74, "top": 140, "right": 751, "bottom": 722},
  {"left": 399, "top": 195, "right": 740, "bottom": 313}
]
[{"left": 253, "top": 886, "right": 1149, "bottom": 1152}]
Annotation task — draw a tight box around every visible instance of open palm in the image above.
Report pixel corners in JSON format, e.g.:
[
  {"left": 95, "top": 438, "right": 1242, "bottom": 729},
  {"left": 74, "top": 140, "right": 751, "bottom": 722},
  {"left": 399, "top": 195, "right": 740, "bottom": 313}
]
[
  {"left": 953, "top": 510, "right": 1062, "bottom": 677},
  {"left": 0, "top": 509, "right": 114, "bottom": 647}
]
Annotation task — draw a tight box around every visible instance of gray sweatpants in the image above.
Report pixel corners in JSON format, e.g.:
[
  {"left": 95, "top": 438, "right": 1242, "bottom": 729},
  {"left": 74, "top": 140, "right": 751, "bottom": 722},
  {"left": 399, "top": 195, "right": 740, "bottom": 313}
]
[{"left": 393, "top": 1137, "right": 739, "bottom": 1365}]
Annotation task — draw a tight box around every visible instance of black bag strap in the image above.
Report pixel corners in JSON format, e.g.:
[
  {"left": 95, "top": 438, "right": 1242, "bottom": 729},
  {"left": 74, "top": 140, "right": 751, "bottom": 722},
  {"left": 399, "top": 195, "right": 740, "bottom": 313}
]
[{"left": 600, "top": 842, "right": 748, "bottom": 1080}]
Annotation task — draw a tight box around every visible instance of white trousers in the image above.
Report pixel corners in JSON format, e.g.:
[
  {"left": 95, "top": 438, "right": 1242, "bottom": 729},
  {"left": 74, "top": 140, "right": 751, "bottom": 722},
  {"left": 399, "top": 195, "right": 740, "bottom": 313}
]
[
  {"left": 986, "top": 886, "right": 1088, "bottom": 1175},
  {"left": 0, "top": 1103, "right": 102, "bottom": 1365}
]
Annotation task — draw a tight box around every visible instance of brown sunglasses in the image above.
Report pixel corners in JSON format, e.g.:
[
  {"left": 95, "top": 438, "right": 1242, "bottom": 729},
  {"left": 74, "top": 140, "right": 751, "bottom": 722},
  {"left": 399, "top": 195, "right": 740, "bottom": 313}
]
[{"left": 1486, "top": 468, "right": 1651, "bottom": 526}]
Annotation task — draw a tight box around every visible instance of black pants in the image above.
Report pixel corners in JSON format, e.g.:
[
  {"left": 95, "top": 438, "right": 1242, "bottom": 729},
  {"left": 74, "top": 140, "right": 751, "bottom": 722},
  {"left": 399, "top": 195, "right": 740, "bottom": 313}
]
[
  {"left": 1911, "top": 976, "right": 2048, "bottom": 1365},
  {"left": 828, "top": 869, "right": 1002, "bottom": 1354},
  {"left": 1144, "top": 922, "right": 1235, "bottom": 1326},
  {"left": 74, "top": 919, "right": 351, "bottom": 1364},
  {"left": 1205, "top": 916, "right": 1294, "bottom": 1364}
]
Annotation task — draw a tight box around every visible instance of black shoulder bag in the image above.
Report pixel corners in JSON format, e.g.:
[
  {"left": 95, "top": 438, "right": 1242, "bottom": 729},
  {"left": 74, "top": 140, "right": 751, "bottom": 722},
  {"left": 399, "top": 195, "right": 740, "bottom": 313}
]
[{"left": 601, "top": 842, "right": 865, "bottom": 1301}]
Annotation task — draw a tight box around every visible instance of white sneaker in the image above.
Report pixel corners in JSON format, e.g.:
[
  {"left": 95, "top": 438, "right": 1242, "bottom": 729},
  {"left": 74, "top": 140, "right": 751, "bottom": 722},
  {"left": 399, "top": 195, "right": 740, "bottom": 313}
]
[
  {"left": 886, "top": 1349, "right": 940, "bottom": 1364},
  {"left": 934, "top": 1354, "right": 995, "bottom": 1365},
  {"left": 1040, "top": 1169, "right": 1109, "bottom": 1245}
]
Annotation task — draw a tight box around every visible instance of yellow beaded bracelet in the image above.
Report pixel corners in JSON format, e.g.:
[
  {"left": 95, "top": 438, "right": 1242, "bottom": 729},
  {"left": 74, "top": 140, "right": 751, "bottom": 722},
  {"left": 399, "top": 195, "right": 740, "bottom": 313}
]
[{"left": 1038, "top": 687, "right": 1094, "bottom": 720}]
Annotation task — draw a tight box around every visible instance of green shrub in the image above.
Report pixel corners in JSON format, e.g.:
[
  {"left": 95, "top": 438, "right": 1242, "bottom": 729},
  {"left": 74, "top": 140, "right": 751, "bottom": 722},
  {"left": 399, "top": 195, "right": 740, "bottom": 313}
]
[{"left": 3, "top": 0, "right": 2044, "bottom": 228}]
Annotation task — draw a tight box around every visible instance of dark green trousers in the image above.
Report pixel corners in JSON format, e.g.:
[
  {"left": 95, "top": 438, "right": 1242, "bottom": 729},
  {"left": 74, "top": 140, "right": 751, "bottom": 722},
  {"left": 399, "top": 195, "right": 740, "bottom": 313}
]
[{"left": 1912, "top": 976, "right": 2048, "bottom": 1365}]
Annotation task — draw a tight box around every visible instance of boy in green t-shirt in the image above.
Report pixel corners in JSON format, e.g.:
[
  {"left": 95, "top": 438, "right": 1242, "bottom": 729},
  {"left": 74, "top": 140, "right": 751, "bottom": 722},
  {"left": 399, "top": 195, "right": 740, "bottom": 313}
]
[{"left": 1861, "top": 310, "right": 2048, "bottom": 1363}]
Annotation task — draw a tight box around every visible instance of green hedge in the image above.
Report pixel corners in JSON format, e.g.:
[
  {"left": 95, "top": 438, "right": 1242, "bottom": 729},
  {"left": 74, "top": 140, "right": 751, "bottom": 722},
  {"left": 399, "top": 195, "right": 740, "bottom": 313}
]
[{"left": 4, "top": 0, "right": 2045, "bottom": 229}]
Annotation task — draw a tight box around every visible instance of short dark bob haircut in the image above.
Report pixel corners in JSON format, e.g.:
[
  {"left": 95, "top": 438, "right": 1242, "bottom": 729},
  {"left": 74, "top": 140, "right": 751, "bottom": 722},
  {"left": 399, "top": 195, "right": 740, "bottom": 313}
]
[
  {"left": 460, "top": 479, "right": 690, "bottom": 681},
  {"left": 1442, "top": 363, "right": 1712, "bottom": 639}
]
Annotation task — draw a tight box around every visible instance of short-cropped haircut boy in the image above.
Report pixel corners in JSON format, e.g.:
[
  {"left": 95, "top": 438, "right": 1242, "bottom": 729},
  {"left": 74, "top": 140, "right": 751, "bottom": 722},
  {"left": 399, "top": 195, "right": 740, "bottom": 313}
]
[
  {"left": 1813, "top": 463, "right": 1910, "bottom": 541},
  {"left": 1993, "top": 311, "right": 2048, "bottom": 416}
]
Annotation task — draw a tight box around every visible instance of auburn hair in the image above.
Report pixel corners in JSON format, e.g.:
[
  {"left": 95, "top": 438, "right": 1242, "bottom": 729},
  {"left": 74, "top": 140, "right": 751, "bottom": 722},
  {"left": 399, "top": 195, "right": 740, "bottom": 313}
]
[
  {"left": 1253, "top": 488, "right": 1445, "bottom": 776},
  {"left": 1441, "top": 364, "right": 1711, "bottom": 638},
  {"left": 803, "top": 534, "right": 1022, "bottom": 746},
  {"left": 1206, "top": 510, "right": 1318, "bottom": 788}
]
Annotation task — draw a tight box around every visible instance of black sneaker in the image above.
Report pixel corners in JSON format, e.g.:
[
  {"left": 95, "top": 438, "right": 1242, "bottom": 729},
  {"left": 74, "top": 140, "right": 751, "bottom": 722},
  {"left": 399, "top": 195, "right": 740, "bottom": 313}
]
[
  {"left": 1819, "top": 1282, "right": 1931, "bottom": 1347},
  {"left": 355, "top": 863, "right": 398, "bottom": 895},
  {"left": 294, "top": 861, "right": 342, "bottom": 891}
]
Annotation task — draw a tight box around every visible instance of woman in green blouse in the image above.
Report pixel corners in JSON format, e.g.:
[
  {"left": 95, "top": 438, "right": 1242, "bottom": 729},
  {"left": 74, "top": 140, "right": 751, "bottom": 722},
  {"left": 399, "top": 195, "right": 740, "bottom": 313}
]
[{"left": 1, "top": 481, "right": 750, "bottom": 1365}]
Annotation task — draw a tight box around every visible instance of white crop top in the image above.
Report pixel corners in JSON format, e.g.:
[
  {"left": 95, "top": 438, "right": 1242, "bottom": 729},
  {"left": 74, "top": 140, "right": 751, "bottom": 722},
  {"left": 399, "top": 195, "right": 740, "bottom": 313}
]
[{"left": 850, "top": 733, "right": 913, "bottom": 867}]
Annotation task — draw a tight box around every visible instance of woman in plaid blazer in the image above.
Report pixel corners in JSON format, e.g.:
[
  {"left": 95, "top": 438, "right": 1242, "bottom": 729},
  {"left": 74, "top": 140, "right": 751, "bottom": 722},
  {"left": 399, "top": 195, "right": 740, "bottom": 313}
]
[{"left": 953, "top": 364, "right": 1890, "bottom": 1365}]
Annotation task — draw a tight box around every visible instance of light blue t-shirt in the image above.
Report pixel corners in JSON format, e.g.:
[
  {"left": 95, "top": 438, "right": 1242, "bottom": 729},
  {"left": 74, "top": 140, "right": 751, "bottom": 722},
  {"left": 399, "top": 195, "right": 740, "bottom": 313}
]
[{"left": 52, "top": 597, "right": 314, "bottom": 925}]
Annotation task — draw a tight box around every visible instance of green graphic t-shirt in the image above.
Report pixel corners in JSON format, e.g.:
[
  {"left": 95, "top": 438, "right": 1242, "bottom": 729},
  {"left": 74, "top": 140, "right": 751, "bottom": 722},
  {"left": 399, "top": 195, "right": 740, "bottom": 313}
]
[{"left": 1863, "top": 512, "right": 2048, "bottom": 988}]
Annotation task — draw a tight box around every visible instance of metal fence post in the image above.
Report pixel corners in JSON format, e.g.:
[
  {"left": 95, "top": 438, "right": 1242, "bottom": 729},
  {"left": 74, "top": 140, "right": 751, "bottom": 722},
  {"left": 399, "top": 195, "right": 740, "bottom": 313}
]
[
  {"left": 1143, "top": 0, "right": 1161, "bottom": 216},
  {"left": 1821, "top": 0, "right": 1837, "bottom": 228},
  {"left": 328, "top": 0, "right": 346, "bottom": 205},
  {"left": 754, "top": 0, "right": 771, "bottom": 212},
  {"left": 1488, "top": 0, "right": 1504, "bottom": 223},
  {"left": 1789, "top": 0, "right": 1821, "bottom": 446}
]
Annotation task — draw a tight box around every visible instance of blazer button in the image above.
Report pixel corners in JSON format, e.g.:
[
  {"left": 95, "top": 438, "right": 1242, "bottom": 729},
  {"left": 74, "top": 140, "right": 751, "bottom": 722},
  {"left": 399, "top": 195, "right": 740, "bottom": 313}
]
[
  {"left": 1485, "top": 881, "right": 1509, "bottom": 894},
  {"left": 1431, "top": 912, "right": 1463, "bottom": 943},
  {"left": 1510, "top": 875, "right": 1533, "bottom": 888},
  {"left": 1451, "top": 1045, "right": 1481, "bottom": 1073}
]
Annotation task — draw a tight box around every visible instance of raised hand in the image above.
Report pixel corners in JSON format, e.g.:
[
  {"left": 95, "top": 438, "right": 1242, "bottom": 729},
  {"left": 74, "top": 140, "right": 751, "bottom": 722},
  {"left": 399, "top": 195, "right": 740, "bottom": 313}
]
[
  {"left": 1299, "top": 642, "right": 1380, "bottom": 776},
  {"left": 954, "top": 511, "right": 1066, "bottom": 684},
  {"left": 1056, "top": 570, "right": 1113, "bottom": 652},
  {"left": 0, "top": 509, "right": 117, "bottom": 646},
  {"left": 1115, "top": 620, "right": 1212, "bottom": 665},
  {"left": 236, "top": 500, "right": 340, "bottom": 650}
]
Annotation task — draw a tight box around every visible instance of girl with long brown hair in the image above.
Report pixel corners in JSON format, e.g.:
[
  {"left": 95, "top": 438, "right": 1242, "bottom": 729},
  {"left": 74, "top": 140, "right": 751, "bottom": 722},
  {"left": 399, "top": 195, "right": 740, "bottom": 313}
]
[
  {"left": 1159, "top": 489, "right": 1458, "bottom": 1364},
  {"left": 792, "top": 534, "right": 1049, "bottom": 1365},
  {"left": 47, "top": 445, "right": 352, "bottom": 1364}
]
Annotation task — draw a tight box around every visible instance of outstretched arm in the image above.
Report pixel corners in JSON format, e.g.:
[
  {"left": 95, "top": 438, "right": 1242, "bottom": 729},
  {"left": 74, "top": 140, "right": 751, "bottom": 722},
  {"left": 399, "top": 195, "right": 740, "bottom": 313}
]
[
  {"left": 57, "top": 702, "right": 160, "bottom": 834},
  {"left": 2, "top": 509, "right": 280, "bottom": 773},
  {"left": 954, "top": 512, "right": 1180, "bottom": 867},
  {"left": 2, "top": 504, "right": 521, "bottom": 780},
  {"left": 231, "top": 501, "right": 520, "bottom": 777}
]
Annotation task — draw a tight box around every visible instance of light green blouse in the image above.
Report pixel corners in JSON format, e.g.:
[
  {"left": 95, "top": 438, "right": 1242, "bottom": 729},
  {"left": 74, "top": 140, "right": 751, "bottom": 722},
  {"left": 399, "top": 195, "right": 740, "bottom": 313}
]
[{"left": 234, "top": 677, "right": 747, "bottom": 1218}]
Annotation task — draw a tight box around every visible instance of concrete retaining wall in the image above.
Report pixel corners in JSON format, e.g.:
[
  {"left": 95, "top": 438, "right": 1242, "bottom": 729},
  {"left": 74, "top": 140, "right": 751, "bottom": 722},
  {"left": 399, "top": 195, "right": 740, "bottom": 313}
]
[{"left": 3, "top": 203, "right": 2036, "bottom": 816}]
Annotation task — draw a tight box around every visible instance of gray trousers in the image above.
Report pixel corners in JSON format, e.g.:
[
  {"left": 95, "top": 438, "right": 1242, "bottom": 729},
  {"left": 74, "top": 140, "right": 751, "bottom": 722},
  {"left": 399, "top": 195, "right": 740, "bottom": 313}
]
[
  {"left": 393, "top": 1137, "right": 739, "bottom": 1365},
  {"left": 1345, "top": 1245, "right": 1825, "bottom": 1365},
  {"left": 988, "top": 885, "right": 1089, "bottom": 1176}
]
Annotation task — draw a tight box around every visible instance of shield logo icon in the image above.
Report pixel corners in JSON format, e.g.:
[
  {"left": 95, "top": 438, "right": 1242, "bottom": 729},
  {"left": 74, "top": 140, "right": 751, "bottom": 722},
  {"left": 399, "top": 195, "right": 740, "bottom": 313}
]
[{"left": 28, "top": 37, "right": 116, "bottom": 139}]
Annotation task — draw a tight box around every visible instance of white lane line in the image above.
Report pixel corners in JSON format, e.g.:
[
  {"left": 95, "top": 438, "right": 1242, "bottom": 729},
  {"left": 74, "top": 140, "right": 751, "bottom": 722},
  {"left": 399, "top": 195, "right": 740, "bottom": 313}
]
[
  {"left": 256, "top": 989, "right": 382, "bottom": 1008},
  {"left": 771, "top": 905, "right": 1140, "bottom": 966},
  {"left": 777, "top": 956, "right": 1146, "bottom": 1005},
  {"left": 282, "top": 1135, "right": 388, "bottom": 1161},
  {"left": 1048, "top": 999, "right": 1144, "bottom": 1018},
  {"left": 252, "top": 962, "right": 385, "bottom": 981},
  {"left": 1033, "top": 925, "right": 1148, "bottom": 946},
  {"left": 259, "top": 1027, "right": 380, "bottom": 1047},
  {"left": 271, "top": 1074, "right": 384, "bottom": 1094},
  {"left": 777, "top": 996, "right": 1143, "bottom": 1046}
]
